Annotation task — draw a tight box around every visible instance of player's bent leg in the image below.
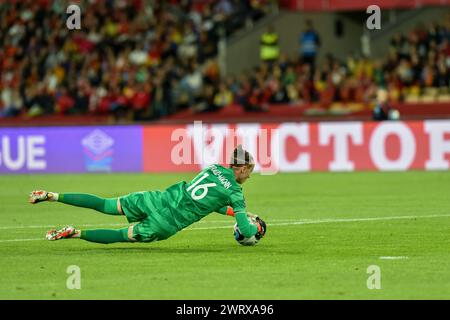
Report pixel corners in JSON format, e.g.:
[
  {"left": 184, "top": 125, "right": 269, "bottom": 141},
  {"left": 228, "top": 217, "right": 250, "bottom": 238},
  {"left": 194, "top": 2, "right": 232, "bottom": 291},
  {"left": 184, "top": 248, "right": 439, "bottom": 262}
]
[
  {"left": 58, "top": 194, "right": 120, "bottom": 215},
  {"left": 79, "top": 227, "right": 134, "bottom": 244},
  {"left": 33, "top": 192, "right": 124, "bottom": 216},
  {"left": 46, "top": 224, "right": 156, "bottom": 243},
  {"left": 46, "top": 226, "right": 136, "bottom": 243}
]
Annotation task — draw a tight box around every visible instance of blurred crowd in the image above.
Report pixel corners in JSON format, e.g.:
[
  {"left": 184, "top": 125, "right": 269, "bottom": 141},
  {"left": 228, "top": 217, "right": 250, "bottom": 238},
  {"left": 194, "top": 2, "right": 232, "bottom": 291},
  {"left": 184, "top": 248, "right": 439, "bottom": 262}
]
[
  {"left": 1, "top": 1, "right": 449, "bottom": 121},
  {"left": 0, "top": 0, "right": 271, "bottom": 120},
  {"left": 237, "top": 18, "right": 450, "bottom": 112}
]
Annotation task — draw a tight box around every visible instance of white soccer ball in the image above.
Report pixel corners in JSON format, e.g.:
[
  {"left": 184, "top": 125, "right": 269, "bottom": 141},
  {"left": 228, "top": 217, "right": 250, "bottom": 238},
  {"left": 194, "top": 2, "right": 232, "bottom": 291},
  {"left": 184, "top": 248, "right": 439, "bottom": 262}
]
[{"left": 233, "top": 217, "right": 259, "bottom": 246}]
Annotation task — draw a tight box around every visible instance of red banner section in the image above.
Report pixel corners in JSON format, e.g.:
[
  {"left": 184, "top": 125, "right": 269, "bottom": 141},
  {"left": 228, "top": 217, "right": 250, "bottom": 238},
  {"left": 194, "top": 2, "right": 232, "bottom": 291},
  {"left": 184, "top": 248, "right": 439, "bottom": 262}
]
[
  {"left": 142, "top": 120, "right": 450, "bottom": 173},
  {"left": 280, "top": 0, "right": 450, "bottom": 11}
]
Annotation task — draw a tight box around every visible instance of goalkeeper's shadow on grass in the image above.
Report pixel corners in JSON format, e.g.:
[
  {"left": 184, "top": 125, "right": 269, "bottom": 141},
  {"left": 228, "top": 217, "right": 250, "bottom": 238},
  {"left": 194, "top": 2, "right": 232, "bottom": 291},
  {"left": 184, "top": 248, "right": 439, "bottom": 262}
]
[
  {"left": 67, "top": 244, "right": 304, "bottom": 255},
  {"left": 73, "top": 246, "right": 232, "bottom": 254}
]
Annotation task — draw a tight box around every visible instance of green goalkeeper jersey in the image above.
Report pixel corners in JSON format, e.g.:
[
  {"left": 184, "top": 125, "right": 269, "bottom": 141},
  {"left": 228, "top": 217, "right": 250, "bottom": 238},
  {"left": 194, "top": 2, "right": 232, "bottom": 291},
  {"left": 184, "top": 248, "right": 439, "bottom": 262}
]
[
  {"left": 121, "top": 164, "right": 258, "bottom": 240},
  {"left": 162, "top": 164, "right": 257, "bottom": 236},
  {"left": 163, "top": 165, "right": 257, "bottom": 230}
]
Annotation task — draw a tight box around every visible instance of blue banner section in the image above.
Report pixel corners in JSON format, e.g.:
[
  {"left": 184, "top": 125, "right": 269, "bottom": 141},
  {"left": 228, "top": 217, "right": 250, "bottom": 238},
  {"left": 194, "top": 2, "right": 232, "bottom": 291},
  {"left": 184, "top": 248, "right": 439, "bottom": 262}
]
[{"left": 0, "top": 126, "right": 142, "bottom": 173}]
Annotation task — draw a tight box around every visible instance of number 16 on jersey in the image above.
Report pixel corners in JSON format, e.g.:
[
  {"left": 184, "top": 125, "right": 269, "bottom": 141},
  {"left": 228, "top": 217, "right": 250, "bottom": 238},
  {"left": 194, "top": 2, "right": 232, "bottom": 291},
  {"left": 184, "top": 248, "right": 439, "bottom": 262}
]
[{"left": 186, "top": 173, "right": 217, "bottom": 200}]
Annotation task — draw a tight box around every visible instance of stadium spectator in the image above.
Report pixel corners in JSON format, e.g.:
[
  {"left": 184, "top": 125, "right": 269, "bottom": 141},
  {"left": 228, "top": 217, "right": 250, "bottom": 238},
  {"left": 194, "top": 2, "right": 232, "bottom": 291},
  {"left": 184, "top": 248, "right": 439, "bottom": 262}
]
[
  {"left": 192, "top": 83, "right": 218, "bottom": 113},
  {"left": 372, "top": 89, "right": 400, "bottom": 121},
  {"left": 54, "top": 86, "right": 75, "bottom": 114},
  {"left": 260, "top": 25, "right": 280, "bottom": 65},
  {"left": 0, "top": 85, "right": 23, "bottom": 117},
  {"left": 132, "top": 83, "right": 151, "bottom": 118},
  {"left": 299, "top": 19, "right": 321, "bottom": 74},
  {"left": 214, "top": 81, "right": 234, "bottom": 109},
  {"left": 435, "top": 57, "right": 450, "bottom": 88}
]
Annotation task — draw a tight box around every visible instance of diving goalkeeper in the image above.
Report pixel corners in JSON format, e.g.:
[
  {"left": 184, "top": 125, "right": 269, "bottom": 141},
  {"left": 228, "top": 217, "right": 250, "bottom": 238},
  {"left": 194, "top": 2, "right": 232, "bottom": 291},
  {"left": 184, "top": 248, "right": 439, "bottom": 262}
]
[{"left": 28, "top": 145, "right": 266, "bottom": 244}]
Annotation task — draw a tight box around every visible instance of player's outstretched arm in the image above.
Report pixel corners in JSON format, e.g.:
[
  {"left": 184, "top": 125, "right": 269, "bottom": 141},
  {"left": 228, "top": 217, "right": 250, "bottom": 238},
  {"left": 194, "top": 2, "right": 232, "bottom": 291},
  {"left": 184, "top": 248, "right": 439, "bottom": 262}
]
[
  {"left": 216, "top": 206, "right": 235, "bottom": 216},
  {"left": 234, "top": 212, "right": 258, "bottom": 238},
  {"left": 229, "top": 186, "right": 260, "bottom": 237},
  {"left": 215, "top": 207, "right": 258, "bottom": 220}
]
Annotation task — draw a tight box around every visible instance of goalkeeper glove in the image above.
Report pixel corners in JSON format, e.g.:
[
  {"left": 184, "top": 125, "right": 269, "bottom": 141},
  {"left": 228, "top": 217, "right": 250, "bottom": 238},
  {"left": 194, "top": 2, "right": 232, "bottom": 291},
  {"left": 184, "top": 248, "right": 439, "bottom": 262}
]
[
  {"left": 246, "top": 212, "right": 258, "bottom": 219},
  {"left": 255, "top": 217, "right": 266, "bottom": 240}
]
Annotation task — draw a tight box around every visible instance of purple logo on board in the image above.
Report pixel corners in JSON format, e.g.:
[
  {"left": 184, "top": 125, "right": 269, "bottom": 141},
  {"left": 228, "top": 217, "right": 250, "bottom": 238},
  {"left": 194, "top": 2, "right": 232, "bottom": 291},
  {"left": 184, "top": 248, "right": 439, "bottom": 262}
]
[{"left": 81, "top": 130, "right": 115, "bottom": 172}]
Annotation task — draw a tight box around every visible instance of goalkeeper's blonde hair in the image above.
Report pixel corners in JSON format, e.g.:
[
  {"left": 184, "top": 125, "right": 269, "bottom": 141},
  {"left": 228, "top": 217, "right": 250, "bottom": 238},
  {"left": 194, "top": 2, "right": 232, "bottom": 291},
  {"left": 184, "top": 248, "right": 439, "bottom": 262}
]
[{"left": 229, "top": 145, "right": 254, "bottom": 168}]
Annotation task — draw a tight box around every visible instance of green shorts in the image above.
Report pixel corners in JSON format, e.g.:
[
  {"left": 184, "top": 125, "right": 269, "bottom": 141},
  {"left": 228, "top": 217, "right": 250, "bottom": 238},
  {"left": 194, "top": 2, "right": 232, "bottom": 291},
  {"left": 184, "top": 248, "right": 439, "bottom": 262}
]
[{"left": 119, "top": 191, "right": 178, "bottom": 242}]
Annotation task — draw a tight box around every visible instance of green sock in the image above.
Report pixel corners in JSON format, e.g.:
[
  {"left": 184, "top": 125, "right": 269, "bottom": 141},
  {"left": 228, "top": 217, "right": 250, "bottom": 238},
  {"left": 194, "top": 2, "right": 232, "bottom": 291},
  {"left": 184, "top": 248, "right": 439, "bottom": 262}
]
[
  {"left": 80, "top": 228, "right": 130, "bottom": 244},
  {"left": 58, "top": 193, "right": 120, "bottom": 215}
]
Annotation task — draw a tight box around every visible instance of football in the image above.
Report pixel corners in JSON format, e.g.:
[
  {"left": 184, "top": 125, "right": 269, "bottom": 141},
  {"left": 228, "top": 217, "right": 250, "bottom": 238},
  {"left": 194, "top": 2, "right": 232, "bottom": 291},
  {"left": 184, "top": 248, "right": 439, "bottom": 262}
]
[{"left": 233, "top": 217, "right": 259, "bottom": 246}]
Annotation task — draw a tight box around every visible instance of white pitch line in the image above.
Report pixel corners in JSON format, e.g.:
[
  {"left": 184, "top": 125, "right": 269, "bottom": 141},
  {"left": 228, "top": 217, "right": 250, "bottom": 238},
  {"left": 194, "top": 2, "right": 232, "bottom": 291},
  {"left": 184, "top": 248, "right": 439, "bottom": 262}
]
[
  {"left": 185, "top": 213, "right": 450, "bottom": 230},
  {"left": 0, "top": 238, "right": 43, "bottom": 242},
  {"left": 379, "top": 256, "right": 409, "bottom": 260},
  {"left": 0, "top": 219, "right": 300, "bottom": 230},
  {"left": 1, "top": 214, "right": 449, "bottom": 243}
]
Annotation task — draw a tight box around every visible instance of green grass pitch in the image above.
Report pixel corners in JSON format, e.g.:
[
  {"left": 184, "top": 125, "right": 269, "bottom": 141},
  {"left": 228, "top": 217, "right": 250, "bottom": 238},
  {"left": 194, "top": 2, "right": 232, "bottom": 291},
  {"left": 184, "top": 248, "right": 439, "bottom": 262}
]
[{"left": 1, "top": 171, "right": 450, "bottom": 299}]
